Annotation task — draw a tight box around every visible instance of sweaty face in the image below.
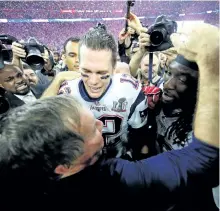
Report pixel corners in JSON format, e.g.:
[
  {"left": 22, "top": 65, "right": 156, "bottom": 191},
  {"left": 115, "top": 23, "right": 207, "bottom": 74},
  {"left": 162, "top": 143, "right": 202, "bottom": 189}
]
[
  {"left": 0, "top": 66, "right": 30, "bottom": 95},
  {"left": 162, "top": 61, "right": 198, "bottom": 106},
  {"left": 79, "top": 46, "right": 113, "bottom": 99},
  {"left": 141, "top": 54, "right": 160, "bottom": 78},
  {"left": 65, "top": 41, "right": 79, "bottom": 72},
  {"left": 23, "top": 68, "right": 39, "bottom": 85},
  {"left": 77, "top": 108, "right": 104, "bottom": 166}
]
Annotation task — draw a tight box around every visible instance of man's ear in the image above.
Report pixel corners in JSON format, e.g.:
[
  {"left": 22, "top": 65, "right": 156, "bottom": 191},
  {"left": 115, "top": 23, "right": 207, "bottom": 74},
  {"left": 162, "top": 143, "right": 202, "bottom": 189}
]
[
  {"left": 54, "top": 165, "right": 69, "bottom": 175},
  {"left": 54, "top": 162, "right": 84, "bottom": 178}
]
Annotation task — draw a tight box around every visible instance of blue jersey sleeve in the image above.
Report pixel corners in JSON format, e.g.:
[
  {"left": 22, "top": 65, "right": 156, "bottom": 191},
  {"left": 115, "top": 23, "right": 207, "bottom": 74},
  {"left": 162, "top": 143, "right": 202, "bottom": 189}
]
[{"left": 100, "top": 134, "right": 219, "bottom": 193}]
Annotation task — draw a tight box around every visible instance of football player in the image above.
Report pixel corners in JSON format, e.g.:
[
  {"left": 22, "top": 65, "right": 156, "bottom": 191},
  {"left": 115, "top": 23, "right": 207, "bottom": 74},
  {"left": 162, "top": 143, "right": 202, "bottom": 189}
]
[{"left": 58, "top": 27, "right": 149, "bottom": 159}]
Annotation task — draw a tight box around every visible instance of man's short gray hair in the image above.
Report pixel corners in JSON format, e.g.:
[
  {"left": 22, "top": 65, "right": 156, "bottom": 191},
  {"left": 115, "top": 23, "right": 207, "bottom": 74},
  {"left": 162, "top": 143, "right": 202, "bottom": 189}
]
[{"left": 0, "top": 95, "right": 84, "bottom": 183}]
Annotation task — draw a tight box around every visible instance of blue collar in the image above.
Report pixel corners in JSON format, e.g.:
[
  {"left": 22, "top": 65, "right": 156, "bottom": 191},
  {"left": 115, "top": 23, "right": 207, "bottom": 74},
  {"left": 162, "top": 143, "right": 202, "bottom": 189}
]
[{"left": 79, "top": 79, "right": 112, "bottom": 102}]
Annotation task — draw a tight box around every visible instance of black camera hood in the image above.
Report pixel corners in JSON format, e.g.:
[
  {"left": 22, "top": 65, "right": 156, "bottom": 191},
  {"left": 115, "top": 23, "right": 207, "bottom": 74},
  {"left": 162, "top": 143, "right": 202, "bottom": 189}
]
[{"left": 0, "top": 34, "right": 18, "bottom": 45}]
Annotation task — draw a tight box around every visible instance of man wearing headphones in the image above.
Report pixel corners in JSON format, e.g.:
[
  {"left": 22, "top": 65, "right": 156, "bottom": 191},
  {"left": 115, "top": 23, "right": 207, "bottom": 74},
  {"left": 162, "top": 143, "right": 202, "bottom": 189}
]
[{"left": 40, "top": 46, "right": 56, "bottom": 78}]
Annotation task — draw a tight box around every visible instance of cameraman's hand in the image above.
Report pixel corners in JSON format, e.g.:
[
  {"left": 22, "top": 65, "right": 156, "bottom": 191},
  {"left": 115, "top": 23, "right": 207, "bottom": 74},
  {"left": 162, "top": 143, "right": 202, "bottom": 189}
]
[
  {"left": 127, "top": 12, "right": 142, "bottom": 35},
  {"left": 118, "top": 28, "right": 129, "bottom": 44},
  {"left": 42, "top": 53, "right": 49, "bottom": 63},
  {"left": 12, "top": 42, "right": 26, "bottom": 59},
  {"left": 138, "top": 28, "right": 150, "bottom": 52},
  {"left": 170, "top": 23, "right": 219, "bottom": 70}
]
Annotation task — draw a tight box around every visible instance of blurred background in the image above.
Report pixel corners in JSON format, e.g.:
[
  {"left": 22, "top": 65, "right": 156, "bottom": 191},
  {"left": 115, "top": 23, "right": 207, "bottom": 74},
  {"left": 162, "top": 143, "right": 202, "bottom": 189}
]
[{"left": 0, "top": 1, "right": 219, "bottom": 50}]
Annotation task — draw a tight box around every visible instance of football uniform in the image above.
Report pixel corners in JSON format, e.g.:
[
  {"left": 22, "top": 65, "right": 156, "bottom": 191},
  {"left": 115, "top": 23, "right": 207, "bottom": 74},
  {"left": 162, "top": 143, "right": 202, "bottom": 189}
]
[{"left": 59, "top": 74, "right": 148, "bottom": 158}]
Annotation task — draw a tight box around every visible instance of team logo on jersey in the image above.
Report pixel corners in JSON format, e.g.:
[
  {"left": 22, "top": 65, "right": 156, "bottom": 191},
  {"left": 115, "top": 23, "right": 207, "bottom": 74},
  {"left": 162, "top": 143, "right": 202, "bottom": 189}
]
[
  {"left": 111, "top": 98, "right": 128, "bottom": 112},
  {"left": 139, "top": 108, "right": 148, "bottom": 122},
  {"left": 90, "top": 101, "right": 108, "bottom": 112}
]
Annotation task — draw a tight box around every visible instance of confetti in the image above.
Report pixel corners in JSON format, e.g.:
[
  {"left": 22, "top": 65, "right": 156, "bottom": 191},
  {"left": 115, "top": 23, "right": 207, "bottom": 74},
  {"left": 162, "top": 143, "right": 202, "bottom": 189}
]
[{"left": 0, "top": 1, "right": 218, "bottom": 51}]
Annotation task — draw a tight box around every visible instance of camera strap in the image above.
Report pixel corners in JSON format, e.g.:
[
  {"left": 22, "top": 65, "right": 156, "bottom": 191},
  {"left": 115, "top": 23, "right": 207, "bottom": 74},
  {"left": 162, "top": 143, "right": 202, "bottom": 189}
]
[{"left": 148, "top": 52, "right": 153, "bottom": 83}]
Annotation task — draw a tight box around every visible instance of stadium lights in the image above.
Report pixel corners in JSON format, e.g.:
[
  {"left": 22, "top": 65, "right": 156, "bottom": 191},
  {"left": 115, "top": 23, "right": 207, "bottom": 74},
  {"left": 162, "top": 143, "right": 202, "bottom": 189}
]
[
  {"left": 179, "top": 14, "right": 185, "bottom": 16},
  {"left": 206, "top": 10, "right": 212, "bottom": 13},
  {"left": 31, "top": 19, "right": 49, "bottom": 22},
  {"left": 0, "top": 19, "right": 8, "bottom": 22}
]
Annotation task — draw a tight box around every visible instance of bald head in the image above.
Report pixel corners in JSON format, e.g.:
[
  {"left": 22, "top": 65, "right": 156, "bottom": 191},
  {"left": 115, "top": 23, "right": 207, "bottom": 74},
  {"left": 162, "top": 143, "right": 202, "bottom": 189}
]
[
  {"left": 114, "top": 62, "right": 130, "bottom": 75},
  {"left": 0, "top": 64, "right": 30, "bottom": 95}
]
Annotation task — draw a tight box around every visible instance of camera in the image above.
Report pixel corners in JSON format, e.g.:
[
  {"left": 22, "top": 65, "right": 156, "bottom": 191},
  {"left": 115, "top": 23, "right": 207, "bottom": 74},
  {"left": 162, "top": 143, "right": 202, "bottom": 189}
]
[
  {"left": 0, "top": 34, "right": 18, "bottom": 69},
  {"left": 0, "top": 87, "right": 10, "bottom": 115},
  {"left": 21, "top": 37, "right": 45, "bottom": 71},
  {"left": 147, "top": 15, "right": 177, "bottom": 52}
]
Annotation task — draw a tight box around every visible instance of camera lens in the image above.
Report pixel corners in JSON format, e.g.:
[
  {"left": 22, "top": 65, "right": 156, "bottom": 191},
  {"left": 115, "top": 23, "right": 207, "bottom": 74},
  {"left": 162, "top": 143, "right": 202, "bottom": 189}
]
[
  {"left": 26, "top": 48, "right": 44, "bottom": 70},
  {"left": 150, "top": 29, "right": 166, "bottom": 46}
]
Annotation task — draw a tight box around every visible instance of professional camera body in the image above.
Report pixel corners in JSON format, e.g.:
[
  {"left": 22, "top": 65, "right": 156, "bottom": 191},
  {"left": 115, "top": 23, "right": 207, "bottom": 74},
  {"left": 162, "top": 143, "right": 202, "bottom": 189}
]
[
  {"left": 0, "top": 34, "right": 18, "bottom": 69},
  {"left": 147, "top": 15, "right": 177, "bottom": 52},
  {"left": 22, "top": 37, "right": 45, "bottom": 70}
]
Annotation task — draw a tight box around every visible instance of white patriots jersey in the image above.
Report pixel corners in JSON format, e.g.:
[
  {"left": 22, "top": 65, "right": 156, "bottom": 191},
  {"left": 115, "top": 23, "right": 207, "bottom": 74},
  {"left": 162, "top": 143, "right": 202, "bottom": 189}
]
[{"left": 58, "top": 74, "right": 148, "bottom": 158}]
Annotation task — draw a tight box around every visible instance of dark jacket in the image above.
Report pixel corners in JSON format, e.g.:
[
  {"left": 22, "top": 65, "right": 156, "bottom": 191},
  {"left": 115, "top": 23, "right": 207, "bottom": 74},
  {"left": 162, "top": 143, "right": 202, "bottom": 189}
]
[
  {"left": 100, "top": 136, "right": 219, "bottom": 211},
  {"left": 4, "top": 91, "right": 25, "bottom": 109},
  {"left": 0, "top": 137, "right": 218, "bottom": 211},
  {"left": 30, "top": 83, "right": 50, "bottom": 99}
]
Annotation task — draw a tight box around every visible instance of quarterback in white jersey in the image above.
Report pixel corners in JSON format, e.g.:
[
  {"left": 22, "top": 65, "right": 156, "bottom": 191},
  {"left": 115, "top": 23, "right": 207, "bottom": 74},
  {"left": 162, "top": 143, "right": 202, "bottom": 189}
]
[{"left": 59, "top": 73, "right": 148, "bottom": 158}]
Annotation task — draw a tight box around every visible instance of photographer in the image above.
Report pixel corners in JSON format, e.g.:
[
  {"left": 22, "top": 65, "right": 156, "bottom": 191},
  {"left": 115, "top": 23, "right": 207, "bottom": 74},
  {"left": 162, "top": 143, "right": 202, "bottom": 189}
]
[
  {"left": 136, "top": 52, "right": 163, "bottom": 87},
  {"left": 23, "top": 63, "right": 50, "bottom": 99},
  {"left": 11, "top": 41, "right": 51, "bottom": 83}
]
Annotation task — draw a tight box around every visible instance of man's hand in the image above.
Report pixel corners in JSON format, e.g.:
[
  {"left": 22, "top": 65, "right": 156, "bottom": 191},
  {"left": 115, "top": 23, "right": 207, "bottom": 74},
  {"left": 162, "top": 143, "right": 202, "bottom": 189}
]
[
  {"left": 138, "top": 28, "right": 150, "bottom": 52},
  {"left": 42, "top": 52, "right": 49, "bottom": 63},
  {"left": 118, "top": 28, "right": 129, "bottom": 44},
  {"left": 170, "top": 23, "right": 219, "bottom": 69},
  {"left": 171, "top": 23, "right": 219, "bottom": 148},
  {"left": 127, "top": 12, "right": 142, "bottom": 34},
  {"left": 12, "top": 42, "right": 26, "bottom": 59},
  {"left": 142, "top": 85, "right": 162, "bottom": 109},
  {"left": 41, "top": 71, "right": 81, "bottom": 98}
]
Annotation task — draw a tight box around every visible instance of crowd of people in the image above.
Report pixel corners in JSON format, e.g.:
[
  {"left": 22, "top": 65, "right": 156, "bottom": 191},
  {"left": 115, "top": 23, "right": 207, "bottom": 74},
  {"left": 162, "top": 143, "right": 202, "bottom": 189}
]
[
  {"left": 0, "top": 1, "right": 219, "bottom": 48},
  {"left": 0, "top": 5, "right": 219, "bottom": 211}
]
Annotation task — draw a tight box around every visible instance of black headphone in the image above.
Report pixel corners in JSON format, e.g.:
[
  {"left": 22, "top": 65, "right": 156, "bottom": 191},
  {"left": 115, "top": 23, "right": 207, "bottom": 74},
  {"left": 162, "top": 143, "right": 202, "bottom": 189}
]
[{"left": 43, "top": 45, "right": 55, "bottom": 69}]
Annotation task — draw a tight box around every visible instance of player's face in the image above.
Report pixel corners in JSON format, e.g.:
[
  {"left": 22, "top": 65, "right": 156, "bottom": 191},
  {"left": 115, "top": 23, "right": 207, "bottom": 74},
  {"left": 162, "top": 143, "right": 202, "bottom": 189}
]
[
  {"left": 64, "top": 41, "right": 79, "bottom": 72},
  {"left": 0, "top": 66, "right": 30, "bottom": 95},
  {"left": 79, "top": 45, "right": 114, "bottom": 99},
  {"left": 162, "top": 61, "right": 198, "bottom": 106}
]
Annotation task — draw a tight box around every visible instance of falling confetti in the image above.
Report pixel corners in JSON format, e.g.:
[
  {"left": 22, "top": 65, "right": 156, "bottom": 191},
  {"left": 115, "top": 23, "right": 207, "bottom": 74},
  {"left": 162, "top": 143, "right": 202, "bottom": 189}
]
[{"left": 0, "top": 1, "right": 218, "bottom": 51}]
